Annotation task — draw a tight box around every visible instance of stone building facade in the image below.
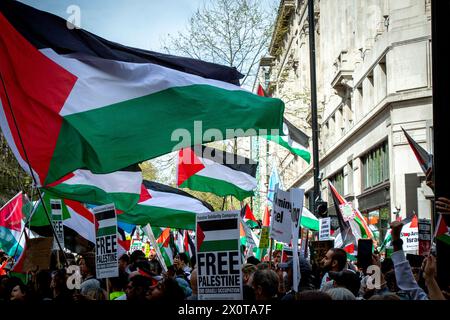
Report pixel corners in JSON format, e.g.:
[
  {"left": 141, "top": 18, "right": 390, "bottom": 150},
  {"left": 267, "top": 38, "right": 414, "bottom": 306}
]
[{"left": 254, "top": 0, "right": 433, "bottom": 242}]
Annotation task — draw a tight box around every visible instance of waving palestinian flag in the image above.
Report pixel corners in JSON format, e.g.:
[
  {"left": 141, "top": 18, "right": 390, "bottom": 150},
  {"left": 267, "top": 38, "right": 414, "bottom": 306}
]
[
  {"left": 178, "top": 146, "right": 257, "bottom": 201},
  {"left": 0, "top": 0, "right": 284, "bottom": 186},
  {"left": 241, "top": 204, "right": 259, "bottom": 228},
  {"left": 118, "top": 180, "right": 214, "bottom": 230},
  {"left": 42, "top": 164, "right": 143, "bottom": 212},
  {"left": 257, "top": 85, "right": 311, "bottom": 163}
]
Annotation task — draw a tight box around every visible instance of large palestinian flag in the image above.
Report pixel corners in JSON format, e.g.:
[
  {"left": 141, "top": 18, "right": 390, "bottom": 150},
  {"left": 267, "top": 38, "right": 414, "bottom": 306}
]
[
  {"left": 118, "top": 180, "right": 214, "bottom": 230},
  {"left": 177, "top": 146, "right": 257, "bottom": 201},
  {"left": 0, "top": 0, "right": 284, "bottom": 186},
  {"left": 42, "top": 164, "right": 142, "bottom": 212}
]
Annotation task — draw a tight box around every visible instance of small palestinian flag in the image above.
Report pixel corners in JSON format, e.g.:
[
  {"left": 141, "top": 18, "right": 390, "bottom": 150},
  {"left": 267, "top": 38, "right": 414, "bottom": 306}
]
[
  {"left": 402, "top": 127, "right": 433, "bottom": 174},
  {"left": 241, "top": 204, "right": 259, "bottom": 228},
  {"left": 0, "top": 1, "right": 284, "bottom": 186},
  {"left": 119, "top": 180, "right": 213, "bottom": 230},
  {"left": 300, "top": 207, "right": 319, "bottom": 231},
  {"left": 43, "top": 165, "right": 142, "bottom": 212},
  {"left": 197, "top": 216, "right": 239, "bottom": 253},
  {"left": 257, "top": 85, "right": 311, "bottom": 164},
  {"left": 178, "top": 145, "right": 257, "bottom": 201}
]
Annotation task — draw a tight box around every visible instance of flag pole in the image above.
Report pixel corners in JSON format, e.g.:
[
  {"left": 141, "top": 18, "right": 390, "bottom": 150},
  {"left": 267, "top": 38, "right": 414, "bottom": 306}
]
[
  {"left": 0, "top": 71, "right": 68, "bottom": 267},
  {"left": 222, "top": 196, "right": 227, "bottom": 211}
]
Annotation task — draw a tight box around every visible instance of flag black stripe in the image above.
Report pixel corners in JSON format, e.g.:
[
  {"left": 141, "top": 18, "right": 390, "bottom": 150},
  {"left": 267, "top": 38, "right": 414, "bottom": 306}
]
[
  {"left": 191, "top": 145, "right": 257, "bottom": 177},
  {"left": 283, "top": 117, "right": 310, "bottom": 148},
  {"left": 94, "top": 209, "right": 116, "bottom": 221},
  {"left": 0, "top": 0, "right": 243, "bottom": 85},
  {"left": 198, "top": 218, "right": 238, "bottom": 231},
  {"left": 142, "top": 180, "right": 214, "bottom": 212}
]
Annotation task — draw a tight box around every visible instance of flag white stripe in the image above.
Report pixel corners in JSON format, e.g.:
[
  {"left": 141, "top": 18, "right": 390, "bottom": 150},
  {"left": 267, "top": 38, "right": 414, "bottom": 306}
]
[
  {"left": 202, "top": 229, "right": 238, "bottom": 242},
  {"left": 139, "top": 190, "right": 211, "bottom": 213},
  {"left": 98, "top": 218, "right": 117, "bottom": 229},
  {"left": 63, "top": 169, "right": 142, "bottom": 194},
  {"left": 39, "top": 49, "right": 246, "bottom": 117},
  {"left": 196, "top": 157, "right": 256, "bottom": 191}
]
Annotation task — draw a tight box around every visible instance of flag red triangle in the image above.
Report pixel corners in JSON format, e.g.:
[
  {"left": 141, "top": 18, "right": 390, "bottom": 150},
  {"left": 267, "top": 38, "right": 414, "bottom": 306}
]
[
  {"left": 409, "top": 215, "right": 418, "bottom": 228},
  {"left": 257, "top": 84, "right": 267, "bottom": 97},
  {"left": 262, "top": 207, "right": 271, "bottom": 227},
  {"left": 244, "top": 205, "right": 257, "bottom": 223},
  {"left": 197, "top": 223, "right": 205, "bottom": 251},
  {"left": 177, "top": 148, "right": 206, "bottom": 186},
  {"left": 0, "top": 192, "right": 23, "bottom": 231},
  {"left": 344, "top": 243, "right": 355, "bottom": 254},
  {"left": 138, "top": 184, "right": 152, "bottom": 202}
]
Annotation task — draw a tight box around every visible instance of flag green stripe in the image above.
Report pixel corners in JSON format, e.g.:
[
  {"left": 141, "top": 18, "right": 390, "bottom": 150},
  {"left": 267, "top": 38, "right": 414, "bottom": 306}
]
[
  {"left": 301, "top": 216, "right": 319, "bottom": 231},
  {"left": 44, "top": 184, "right": 139, "bottom": 212},
  {"left": 96, "top": 226, "right": 117, "bottom": 237},
  {"left": 266, "top": 135, "right": 311, "bottom": 163},
  {"left": 119, "top": 206, "right": 196, "bottom": 230},
  {"left": 180, "top": 174, "right": 254, "bottom": 201},
  {"left": 198, "top": 239, "right": 238, "bottom": 252},
  {"left": 47, "top": 84, "right": 284, "bottom": 184}
]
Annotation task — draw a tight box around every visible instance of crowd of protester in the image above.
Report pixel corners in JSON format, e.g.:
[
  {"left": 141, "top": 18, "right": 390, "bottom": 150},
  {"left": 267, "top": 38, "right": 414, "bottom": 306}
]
[{"left": 0, "top": 221, "right": 448, "bottom": 302}]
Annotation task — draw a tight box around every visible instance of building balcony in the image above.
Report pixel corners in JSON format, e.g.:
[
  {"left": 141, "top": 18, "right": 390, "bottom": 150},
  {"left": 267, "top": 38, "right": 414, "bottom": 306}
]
[{"left": 331, "top": 50, "right": 354, "bottom": 97}]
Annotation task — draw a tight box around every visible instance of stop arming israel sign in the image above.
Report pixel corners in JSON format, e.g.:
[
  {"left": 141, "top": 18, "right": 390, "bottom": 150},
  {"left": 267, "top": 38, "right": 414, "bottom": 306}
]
[
  {"left": 93, "top": 204, "right": 119, "bottom": 279},
  {"left": 270, "top": 185, "right": 303, "bottom": 244},
  {"left": 196, "top": 211, "right": 242, "bottom": 300}
]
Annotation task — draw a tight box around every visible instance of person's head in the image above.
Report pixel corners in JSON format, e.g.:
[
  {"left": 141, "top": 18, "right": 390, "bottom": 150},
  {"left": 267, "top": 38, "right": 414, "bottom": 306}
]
[
  {"left": 325, "top": 287, "right": 356, "bottom": 300},
  {"left": 174, "top": 253, "right": 189, "bottom": 269},
  {"left": 50, "top": 269, "right": 67, "bottom": 292},
  {"left": 146, "top": 277, "right": 185, "bottom": 301},
  {"left": 148, "top": 249, "right": 156, "bottom": 261},
  {"left": 149, "top": 259, "right": 162, "bottom": 275},
  {"left": 369, "top": 293, "right": 401, "bottom": 300},
  {"left": 126, "top": 275, "right": 152, "bottom": 302},
  {"left": 321, "top": 248, "right": 347, "bottom": 272},
  {"left": 246, "top": 256, "right": 260, "bottom": 266},
  {"left": 190, "top": 268, "right": 198, "bottom": 295},
  {"left": 8, "top": 278, "right": 27, "bottom": 301},
  {"left": 296, "top": 290, "right": 332, "bottom": 301},
  {"left": 85, "top": 287, "right": 106, "bottom": 300},
  {"left": 329, "top": 270, "right": 361, "bottom": 296},
  {"left": 118, "top": 254, "right": 130, "bottom": 271},
  {"left": 272, "top": 250, "right": 282, "bottom": 264},
  {"left": 252, "top": 269, "right": 279, "bottom": 300},
  {"left": 79, "top": 252, "right": 96, "bottom": 277},
  {"left": 129, "top": 250, "right": 146, "bottom": 266},
  {"left": 242, "top": 263, "right": 257, "bottom": 285}
]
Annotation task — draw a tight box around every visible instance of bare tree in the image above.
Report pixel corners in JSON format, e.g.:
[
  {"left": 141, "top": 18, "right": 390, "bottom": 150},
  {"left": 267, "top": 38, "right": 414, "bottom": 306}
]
[{"left": 162, "top": 0, "right": 277, "bottom": 87}]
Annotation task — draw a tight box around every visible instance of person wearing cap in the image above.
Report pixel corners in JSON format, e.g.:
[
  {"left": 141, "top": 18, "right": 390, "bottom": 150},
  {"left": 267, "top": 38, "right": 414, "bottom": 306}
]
[
  {"left": 320, "top": 248, "right": 348, "bottom": 290},
  {"left": 278, "top": 256, "right": 313, "bottom": 300},
  {"left": 326, "top": 269, "right": 361, "bottom": 297}
]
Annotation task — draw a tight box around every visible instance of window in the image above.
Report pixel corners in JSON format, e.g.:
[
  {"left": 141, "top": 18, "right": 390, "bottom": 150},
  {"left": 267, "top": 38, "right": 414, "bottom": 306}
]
[
  {"left": 328, "top": 169, "right": 344, "bottom": 198},
  {"left": 362, "top": 141, "right": 389, "bottom": 190}
]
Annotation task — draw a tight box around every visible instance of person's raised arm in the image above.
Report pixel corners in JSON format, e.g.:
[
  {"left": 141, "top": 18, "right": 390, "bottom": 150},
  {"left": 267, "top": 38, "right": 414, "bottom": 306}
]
[{"left": 422, "top": 255, "right": 446, "bottom": 300}]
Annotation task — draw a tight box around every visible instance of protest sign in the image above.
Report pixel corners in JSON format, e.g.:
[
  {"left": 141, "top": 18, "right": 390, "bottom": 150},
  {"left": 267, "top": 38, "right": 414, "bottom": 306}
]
[
  {"left": 270, "top": 185, "right": 293, "bottom": 244},
  {"left": 289, "top": 188, "right": 304, "bottom": 292},
  {"left": 22, "top": 237, "right": 53, "bottom": 272},
  {"left": 259, "top": 227, "right": 270, "bottom": 249},
  {"left": 418, "top": 219, "right": 432, "bottom": 255},
  {"left": 319, "top": 218, "right": 331, "bottom": 241},
  {"left": 401, "top": 222, "right": 419, "bottom": 252},
  {"left": 196, "top": 211, "right": 242, "bottom": 300},
  {"left": 50, "top": 199, "right": 64, "bottom": 250},
  {"left": 93, "top": 204, "right": 118, "bottom": 279}
]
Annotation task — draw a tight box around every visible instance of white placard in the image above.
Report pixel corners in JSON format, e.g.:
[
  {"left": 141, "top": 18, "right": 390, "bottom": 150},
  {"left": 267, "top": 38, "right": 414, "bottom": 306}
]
[
  {"left": 93, "top": 203, "right": 118, "bottom": 279},
  {"left": 319, "top": 218, "right": 331, "bottom": 241},
  {"left": 196, "top": 211, "right": 242, "bottom": 300},
  {"left": 50, "top": 199, "right": 64, "bottom": 251}
]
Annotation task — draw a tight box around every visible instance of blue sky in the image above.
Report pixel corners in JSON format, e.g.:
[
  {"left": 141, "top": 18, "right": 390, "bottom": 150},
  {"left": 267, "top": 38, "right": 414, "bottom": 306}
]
[{"left": 20, "top": 0, "right": 205, "bottom": 51}]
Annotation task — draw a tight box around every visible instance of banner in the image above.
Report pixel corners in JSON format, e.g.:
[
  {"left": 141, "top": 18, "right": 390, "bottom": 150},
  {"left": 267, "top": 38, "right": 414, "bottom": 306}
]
[
  {"left": 270, "top": 185, "right": 292, "bottom": 244},
  {"left": 258, "top": 227, "right": 270, "bottom": 249},
  {"left": 319, "top": 218, "right": 331, "bottom": 241},
  {"left": 196, "top": 211, "right": 242, "bottom": 300},
  {"left": 418, "top": 219, "right": 432, "bottom": 255},
  {"left": 50, "top": 199, "right": 64, "bottom": 250},
  {"left": 93, "top": 204, "right": 118, "bottom": 279}
]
